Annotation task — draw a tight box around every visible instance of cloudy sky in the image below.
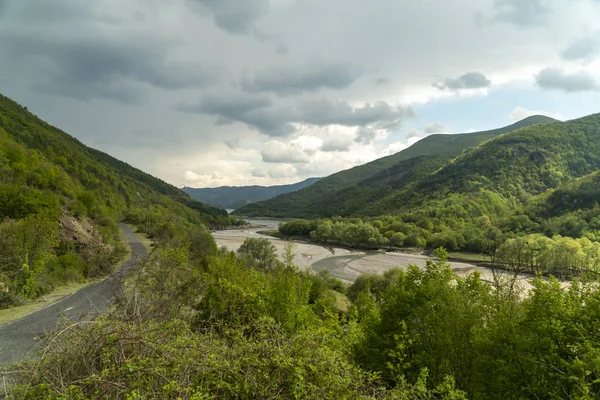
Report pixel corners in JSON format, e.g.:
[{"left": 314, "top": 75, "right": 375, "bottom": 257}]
[{"left": 1, "top": 0, "right": 599, "bottom": 188}]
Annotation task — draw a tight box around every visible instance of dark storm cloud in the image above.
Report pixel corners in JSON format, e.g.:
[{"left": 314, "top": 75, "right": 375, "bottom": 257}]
[
  {"left": 294, "top": 99, "right": 413, "bottom": 128},
  {"left": 3, "top": 33, "right": 220, "bottom": 102},
  {"left": 178, "top": 92, "right": 277, "bottom": 129},
  {"left": 0, "top": 0, "right": 98, "bottom": 23},
  {"left": 492, "top": 0, "right": 550, "bottom": 27},
  {"left": 179, "top": 94, "right": 413, "bottom": 137},
  {"left": 535, "top": 67, "right": 599, "bottom": 92},
  {"left": 433, "top": 72, "right": 492, "bottom": 91},
  {"left": 240, "top": 63, "right": 360, "bottom": 94},
  {"left": 561, "top": 36, "right": 600, "bottom": 62},
  {"left": 190, "top": 0, "right": 269, "bottom": 34}
]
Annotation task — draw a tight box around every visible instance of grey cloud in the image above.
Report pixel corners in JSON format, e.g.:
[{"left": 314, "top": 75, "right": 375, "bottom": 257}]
[
  {"left": 241, "top": 63, "right": 360, "bottom": 94},
  {"left": 433, "top": 72, "right": 491, "bottom": 91},
  {"left": 561, "top": 36, "right": 600, "bottom": 62},
  {"left": 407, "top": 130, "right": 423, "bottom": 139},
  {"left": 224, "top": 138, "right": 242, "bottom": 149},
  {"left": 321, "top": 139, "right": 353, "bottom": 152},
  {"left": 268, "top": 164, "right": 297, "bottom": 179},
  {"left": 294, "top": 99, "right": 413, "bottom": 128},
  {"left": 275, "top": 43, "right": 289, "bottom": 55},
  {"left": 178, "top": 92, "right": 290, "bottom": 135},
  {"left": 0, "top": 0, "right": 101, "bottom": 23},
  {"left": 376, "top": 77, "right": 389, "bottom": 85},
  {"left": 424, "top": 123, "right": 452, "bottom": 134},
  {"left": 3, "top": 33, "right": 220, "bottom": 102},
  {"left": 355, "top": 127, "right": 379, "bottom": 145},
  {"left": 180, "top": 94, "right": 413, "bottom": 137},
  {"left": 261, "top": 151, "right": 310, "bottom": 164},
  {"left": 36, "top": 79, "right": 142, "bottom": 104},
  {"left": 190, "top": 0, "right": 269, "bottom": 34},
  {"left": 251, "top": 168, "right": 268, "bottom": 177},
  {"left": 407, "top": 123, "right": 452, "bottom": 141},
  {"left": 182, "top": 92, "right": 273, "bottom": 116},
  {"left": 492, "top": 0, "right": 550, "bottom": 27},
  {"left": 535, "top": 67, "right": 598, "bottom": 92}
]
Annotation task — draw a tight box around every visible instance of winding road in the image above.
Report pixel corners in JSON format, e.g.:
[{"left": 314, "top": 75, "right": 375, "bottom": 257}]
[{"left": 0, "top": 223, "right": 147, "bottom": 365}]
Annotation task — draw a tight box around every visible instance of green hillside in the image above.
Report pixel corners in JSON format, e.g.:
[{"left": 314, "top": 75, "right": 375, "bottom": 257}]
[
  {"left": 278, "top": 113, "right": 600, "bottom": 257},
  {"left": 367, "top": 112, "right": 600, "bottom": 215},
  {"left": 182, "top": 177, "right": 320, "bottom": 210},
  {"left": 0, "top": 94, "right": 237, "bottom": 307},
  {"left": 524, "top": 169, "right": 600, "bottom": 238},
  {"left": 234, "top": 115, "right": 559, "bottom": 218}
]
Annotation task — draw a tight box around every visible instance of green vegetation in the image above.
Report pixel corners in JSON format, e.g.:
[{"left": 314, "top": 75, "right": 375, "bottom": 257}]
[
  {"left": 234, "top": 115, "right": 558, "bottom": 218},
  {"left": 275, "top": 114, "right": 600, "bottom": 276},
  {"left": 8, "top": 236, "right": 600, "bottom": 399},
  {"left": 0, "top": 94, "right": 241, "bottom": 308},
  {"left": 4, "top": 94, "right": 600, "bottom": 398},
  {"left": 183, "top": 177, "right": 320, "bottom": 210}
]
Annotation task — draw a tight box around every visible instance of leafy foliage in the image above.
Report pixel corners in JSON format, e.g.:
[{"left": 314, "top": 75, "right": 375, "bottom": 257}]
[
  {"left": 7, "top": 230, "right": 468, "bottom": 399},
  {"left": 10, "top": 228, "right": 600, "bottom": 399},
  {"left": 0, "top": 93, "right": 241, "bottom": 307}
]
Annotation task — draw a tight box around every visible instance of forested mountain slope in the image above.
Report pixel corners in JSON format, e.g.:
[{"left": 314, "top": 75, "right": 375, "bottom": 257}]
[
  {"left": 0, "top": 94, "right": 236, "bottom": 307},
  {"left": 234, "top": 115, "right": 558, "bottom": 218},
  {"left": 367, "top": 113, "right": 600, "bottom": 215},
  {"left": 278, "top": 112, "right": 600, "bottom": 255},
  {"left": 182, "top": 177, "right": 320, "bottom": 210}
]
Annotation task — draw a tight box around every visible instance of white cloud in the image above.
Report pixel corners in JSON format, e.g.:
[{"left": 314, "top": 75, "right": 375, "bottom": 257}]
[
  {"left": 508, "top": 107, "right": 564, "bottom": 122},
  {"left": 383, "top": 142, "right": 408, "bottom": 155},
  {"left": 261, "top": 135, "right": 323, "bottom": 163},
  {"left": 268, "top": 164, "right": 297, "bottom": 178},
  {"left": 1, "top": 0, "right": 599, "bottom": 189}
]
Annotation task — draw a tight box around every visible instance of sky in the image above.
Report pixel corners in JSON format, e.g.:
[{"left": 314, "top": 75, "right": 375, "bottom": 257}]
[{"left": 0, "top": 0, "right": 599, "bottom": 188}]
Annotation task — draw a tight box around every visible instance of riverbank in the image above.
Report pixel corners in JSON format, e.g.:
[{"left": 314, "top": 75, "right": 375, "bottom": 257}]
[{"left": 211, "top": 222, "right": 535, "bottom": 289}]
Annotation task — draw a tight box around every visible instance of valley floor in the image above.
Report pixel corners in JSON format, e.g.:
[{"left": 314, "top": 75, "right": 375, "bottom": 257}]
[{"left": 213, "top": 220, "right": 536, "bottom": 290}]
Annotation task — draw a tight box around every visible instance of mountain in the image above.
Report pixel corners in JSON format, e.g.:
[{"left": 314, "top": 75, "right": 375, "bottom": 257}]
[
  {"left": 276, "top": 113, "right": 600, "bottom": 253},
  {"left": 366, "top": 112, "right": 600, "bottom": 215},
  {"left": 182, "top": 178, "right": 320, "bottom": 210},
  {"left": 234, "top": 115, "right": 559, "bottom": 218},
  {"left": 0, "top": 94, "right": 236, "bottom": 306}
]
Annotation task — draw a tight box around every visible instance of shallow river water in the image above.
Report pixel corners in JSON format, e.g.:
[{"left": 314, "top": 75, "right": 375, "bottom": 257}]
[{"left": 213, "top": 219, "right": 534, "bottom": 288}]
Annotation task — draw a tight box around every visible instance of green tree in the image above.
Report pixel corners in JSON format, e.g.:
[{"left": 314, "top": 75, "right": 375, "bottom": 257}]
[{"left": 238, "top": 237, "right": 278, "bottom": 271}]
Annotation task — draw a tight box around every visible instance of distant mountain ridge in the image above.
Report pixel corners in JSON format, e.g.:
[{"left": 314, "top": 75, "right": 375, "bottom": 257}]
[
  {"left": 183, "top": 177, "right": 320, "bottom": 210},
  {"left": 234, "top": 115, "right": 560, "bottom": 218}
]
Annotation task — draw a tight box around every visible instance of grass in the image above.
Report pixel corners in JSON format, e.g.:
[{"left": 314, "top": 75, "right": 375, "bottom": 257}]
[
  {"left": 129, "top": 225, "right": 154, "bottom": 253},
  {"left": 327, "top": 290, "right": 350, "bottom": 314},
  {"left": 0, "top": 281, "right": 99, "bottom": 325}
]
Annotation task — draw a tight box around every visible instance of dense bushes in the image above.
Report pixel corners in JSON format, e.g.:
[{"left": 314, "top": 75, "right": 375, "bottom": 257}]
[{"left": 11, "top": 229, "right": 600, "bottom": 398}]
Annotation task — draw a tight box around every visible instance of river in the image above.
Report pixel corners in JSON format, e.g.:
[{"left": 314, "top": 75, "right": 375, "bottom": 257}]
[{"left": 212, "top": 219, "right": 532, "bottom": 287}]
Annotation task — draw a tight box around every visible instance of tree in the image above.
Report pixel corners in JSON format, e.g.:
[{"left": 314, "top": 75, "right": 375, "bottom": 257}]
[
  {"left": 0, "top": 214, "right": 59, "bottom": 299},
  {"left": 238, "top": 237, "right": 278, "bottom": 271}
]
